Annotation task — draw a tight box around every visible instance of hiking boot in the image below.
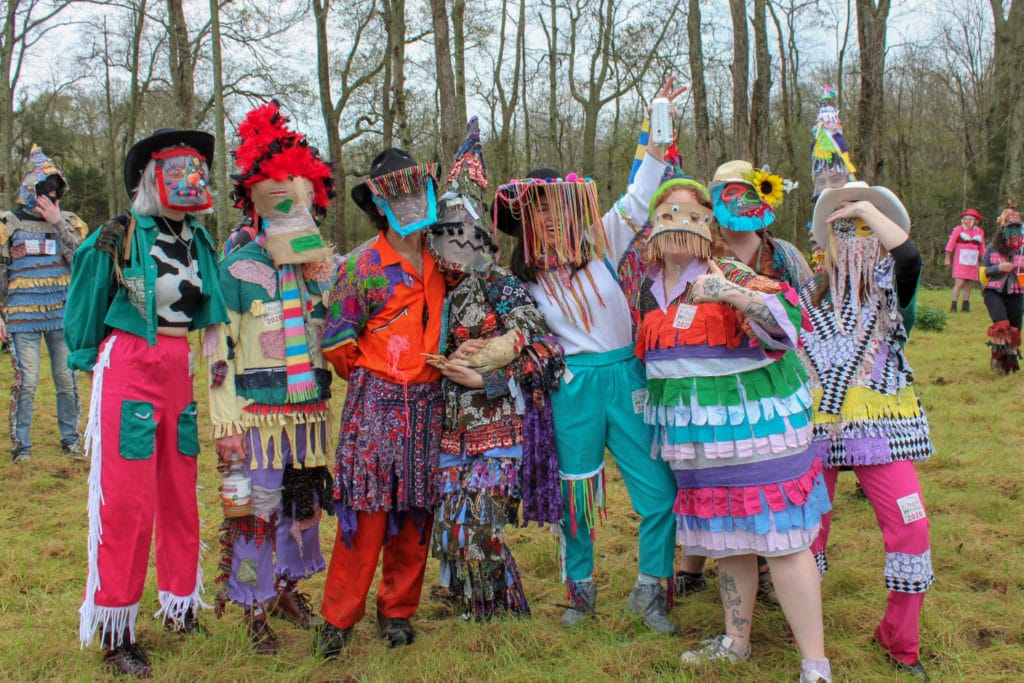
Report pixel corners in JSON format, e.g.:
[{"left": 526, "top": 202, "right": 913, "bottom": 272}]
[
  {"left": 163, "top": 607, "right": 206, "bottom": 636},
  {"left": 561, "top": 579, "right": 597, "bottom": 627},
  {"left": 680, "top": 634, "right": 751, "bottom": 665},
  {"left": 246, "top": 612, "right": 278, "bottom": 655},
  {"left": 62, "top": 440, "right": 85, "bottom": 460},
  {"left": 962, "top": 301, "right": 970, "bottom": 313},
  {"left": 266, "top": 581, "right": 319, "bottom": 629},
  {"left": 756, "top": 568, "right": 780, "bottom": 605},
  {"left": 673, "top": 570, "right": 707, "bottom": 597},
  {"left": 313, "top": 622, "right": 352, "bottom": 659},
  {"left": 11, "top": 445, "right": 30, "bottom": 465},
  {"left": 626, "top": 582, "right": 677, "bottom": 634},
  {"left": 103, "top": 641, "right": 153, "bottom": 679},
  {"left": 376, "top": 612, "right": 415, "bottom": 647}
]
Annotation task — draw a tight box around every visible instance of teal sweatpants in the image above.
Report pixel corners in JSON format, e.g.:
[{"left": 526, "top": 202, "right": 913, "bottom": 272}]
[{"left": 550, "top": 345, "right": 677, "bottom": 581}]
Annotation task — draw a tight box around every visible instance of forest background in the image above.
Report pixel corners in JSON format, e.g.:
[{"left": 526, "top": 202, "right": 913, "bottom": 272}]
[{"left": 3, "top": 0, "right": 1024, "bottom": 284}]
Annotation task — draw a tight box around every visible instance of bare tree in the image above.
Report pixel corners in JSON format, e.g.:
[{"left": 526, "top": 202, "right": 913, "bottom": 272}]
[
  {"left": 166, "top": 0, "right": 195, "bottom": 127},
  {"left": 854, "top": 0, "right": 890, "bottom": 183},
  {"left": 729, "top": 0, "right": 750, "bottom": 159},
  {"left": 429, "top": 0, "right": 462, "bottom": 161},
  {"left": 687, "top": 0, "right": 712, "bottom": 179},
  {"left": 749, "top": 0, "right": 771, "bottom": 164}
]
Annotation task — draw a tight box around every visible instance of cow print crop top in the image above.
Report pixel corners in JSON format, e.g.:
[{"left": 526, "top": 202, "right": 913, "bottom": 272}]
[{"left": 151, "top": 217, "right": 203, "bottom": 327}]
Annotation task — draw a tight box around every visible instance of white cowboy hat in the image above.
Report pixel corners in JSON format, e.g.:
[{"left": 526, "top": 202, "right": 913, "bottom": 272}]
[{"left": 812, "top": 181, "right": 910, "bottom": 249}]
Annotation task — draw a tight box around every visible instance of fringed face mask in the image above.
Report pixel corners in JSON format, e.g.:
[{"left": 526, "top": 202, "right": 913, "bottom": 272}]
[
  {"left": 830, "top": 217, "right": 882, "bottom": 328},
  {"left": 427, "top": 195, "right": 495, "bottom": 275},
  {"left": 153, "top": 148, "right": 212, "bottom": 212},
  {"left": 368, "top": 164, "right": 440, "bottom": 236},
  {"left": 251, "top": 176, "right": 331, "bottom": 264},
  {"left": 498, "top": 174, "right": 608, "bottom": 269},
  {"left": 712, "top": 181, "right": 775, "bottom": 232},
  {"left": 645, "top": 200, "right": 713, "bottom": 262}
]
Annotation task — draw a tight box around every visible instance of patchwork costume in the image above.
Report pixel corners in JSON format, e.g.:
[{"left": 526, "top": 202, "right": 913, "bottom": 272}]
[
  {"left": 800, "top": 183, "right": 934, "bottom": 671},
  {"left": 207, "top": 102, "right": 337, "bottom": 647},
  {"left": 495, "top": 152, "right": 678, "bottom": 629},
  {"left": 980, "top": 205, "right": 1024, "bottom": 373},
  {"left": 65, "top": 129, "right": 228, "bottom": 670},
  {"left": 318, "top": 149, "right": 445, "bottom": 649},
  {"left": 1, "top": 145, "right": 87, "bottom": 461},
  {"left": 426, "top": 119, "right": 565, "bottom": 619}
]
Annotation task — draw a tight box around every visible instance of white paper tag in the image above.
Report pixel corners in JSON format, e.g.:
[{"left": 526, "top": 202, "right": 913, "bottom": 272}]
[
  {"left": 262, "top": 300, "right": 284, "bottom": 327},
  {"left": 43, "top": 239, "right": 57, "bottom": 255},
  {"left": 562, "top": 367, "right": 575, "bottom": 384},
  {"left": 631, "top": 388, "right": 647, "bottom": 414},
  {"left": 958, "top": 249, "right": 979, "bottom": 266},
  {"left": 673, "top": 304, "right": 698, "bottom": 330},
  {"left": 896, "top": 492, "right": 926, "bottom": 524},
  {"left": 24, "top": 239, "right": 41, "bottom": 255}
]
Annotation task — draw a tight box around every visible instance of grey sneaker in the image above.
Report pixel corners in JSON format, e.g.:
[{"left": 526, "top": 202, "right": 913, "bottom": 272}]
[
  {"left": 62, "top": 441, "right": 85, "bottom": 460},
  {"left": 680, "top": 634, "right": 751, "bottom": 665},
  {"left": 561, "top": 580, "right": 596, "bottom": 627},
  {"left": 626, "top": 582, "right": 677, "bottom": 634},
  {"left": 11, "top": 446, "right": 30, "bottom": 465}
]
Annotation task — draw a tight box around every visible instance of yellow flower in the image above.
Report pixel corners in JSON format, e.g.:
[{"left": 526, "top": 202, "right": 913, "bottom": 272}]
[{"left": 749, "top": 169, "right": 785, "bottom": 206}]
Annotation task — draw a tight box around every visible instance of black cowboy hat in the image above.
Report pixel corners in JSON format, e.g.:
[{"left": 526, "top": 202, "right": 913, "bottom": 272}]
[
  {"left": 493, "top": 167, "right": 562, "bottom": 236},
  {"left": 351, "top": 147, "right": 425, "bottom": 218},
  {"left": 123, "top": 128, "right": 215, "bottom": 198}
]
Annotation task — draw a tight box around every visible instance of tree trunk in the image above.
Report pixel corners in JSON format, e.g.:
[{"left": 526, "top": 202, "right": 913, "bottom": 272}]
[
  {"left": 313, "top": 0, "right": 346, "bottom": 249},
  {"left": 430, "top": 0, "right": 461, "bottom": 161},
  {"left": 166, "top": 0, "right": 196, "bottom": 128},
  {"left": 208, "top": 0, "right": 228, "bottom": 242},
  {"left": 748, "top": 0, "right": 770, "bottom": 165},
  {"left": 545, "top": 0, "right": 561, "bottom": 168},
  {"left": 729, "top": 0, "right": 750, "bottom": 160},
  {"left": 381, "top": 0, "right": 408, "bottom": 148},
  {"left": 854, "top": 0, "right": 890, "bottom": 184},
  {"left": 452, "top": 0, "right": 467, "bottom": 125},
  {"left": 1, "top": 2, "right": 18, "bottom": 208},
  {"left": 687, "top": 0, "right": 712, "bottom": 179}
]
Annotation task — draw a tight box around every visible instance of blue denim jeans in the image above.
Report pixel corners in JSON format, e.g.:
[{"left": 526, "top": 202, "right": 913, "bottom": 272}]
[{"left": 10, "top": 328, "right": 80, "bottom": 449}]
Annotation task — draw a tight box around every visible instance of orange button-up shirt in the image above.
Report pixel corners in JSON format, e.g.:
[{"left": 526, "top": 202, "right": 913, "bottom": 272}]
[{"left": 322, "top": 234, "right": 444, "bottom": 384}]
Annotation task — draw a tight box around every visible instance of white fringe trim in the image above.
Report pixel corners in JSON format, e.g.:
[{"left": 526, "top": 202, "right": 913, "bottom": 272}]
[
  {"left": 79, "top": 336, "right": 118, "bottom": 648},
  {"left": 152, "top": 540, "right": 212, "bottom": 626}
]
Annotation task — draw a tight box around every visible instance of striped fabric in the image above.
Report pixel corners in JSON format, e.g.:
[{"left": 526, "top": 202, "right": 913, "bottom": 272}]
[
  {"left": 5, "top": 227, "right": 70, "bottom": 333},
  {"left": 278, "top": 264, "right": 318, "bottom": 403}
]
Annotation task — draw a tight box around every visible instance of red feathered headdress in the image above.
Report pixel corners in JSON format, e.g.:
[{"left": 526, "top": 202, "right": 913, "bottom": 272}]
[{"left": 232, "top": 100, "right": 335, "bottom": 220}]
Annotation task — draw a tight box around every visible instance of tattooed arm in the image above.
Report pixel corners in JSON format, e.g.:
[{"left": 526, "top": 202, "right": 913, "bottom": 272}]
[{"left": 690, "top": 262, "right": 786, "bottom": 338}]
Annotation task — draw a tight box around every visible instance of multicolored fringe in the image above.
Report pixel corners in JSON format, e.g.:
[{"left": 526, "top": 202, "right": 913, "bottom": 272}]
[
  {"left": 495, "top": 176, "right": 609, "bottom": 268},
  {"left": 237, "top": 403, "right": 331, "bottom": 469},
  {"left": 536, "top": 266, "right": 606, "bottom": 332},
  {"left": 278, "top": 265, "right": 318, "bottom": 402},
  {"left": 366, "top": 163, "right": 439, "bottom": 199},
  {"left": 987, "top": 320, "right": 1021, "bottom": 373},
  {"left": 436, "top": 547, "right": 530, "bottom": 620},
  {"left": 440, "top": 416, "right": 522, "bottom": 456},
  {"left": 561, "top": 468, "right": 606, "bottom": 541},
  {"left": 645, "top": 231, "right": 711, "bottom": 263}
]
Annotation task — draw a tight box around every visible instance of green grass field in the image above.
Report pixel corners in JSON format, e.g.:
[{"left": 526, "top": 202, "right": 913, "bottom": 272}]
[{"left": 1, "top": 287, "right": 1021, "bottom": 682}]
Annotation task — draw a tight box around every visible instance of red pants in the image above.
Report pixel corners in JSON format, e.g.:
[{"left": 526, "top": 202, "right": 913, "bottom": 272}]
[
  {"left": 320, "top": 511, "right": 432, "bottom": 630},
  {"left": 812, "top": 460, "right": 932, "bottom": 664},
  {"left": 80, "top": 333, "right": 202, "bottom": 646}
]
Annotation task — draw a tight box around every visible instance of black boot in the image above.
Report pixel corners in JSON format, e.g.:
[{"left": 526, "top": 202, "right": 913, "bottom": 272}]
[
  {"left": 103, "top": 629, "right": 153, "bottom": 679},
  {"left": 962, "top": 300, "right": 970, "bottom": 313},
  {"left": 950, "top": 301, "right": 957, "bottom": 313}
]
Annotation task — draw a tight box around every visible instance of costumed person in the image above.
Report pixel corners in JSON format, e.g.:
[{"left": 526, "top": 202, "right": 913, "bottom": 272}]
[
  {"left": 493, "top": 79, "right": 684, "bottom": 635},
  {"left": 980, "top": 202, "right": 1024, "bottom": 373},
  {"left": 799, "top": 182, "right": 934, "bottom": 680},
  {"left": 207, "top": 101, "right": 337, "bottom": 652},
  {"left": 65, "top": 129, "right": 229, "bottom": 678},
  {"left": 635, "top": 180, "right": 831, "bottom": 682},
  {"left": 425, "top": 118, "right": 565, "bottom": 620},
  {"left": 316, "top": 148, "right": 445, "bottom": 655},
  {"left": 807, "top": 85, "right": 856, "bottom": 271},
  {"left": 945, "top": 209, "right": 984, "bottom": 312},
  {"left": 0, "top": 144, "right": 87, "bottom": 463},
  {"left": 711, "top": 160, "right": 810, "bottom": 290}
]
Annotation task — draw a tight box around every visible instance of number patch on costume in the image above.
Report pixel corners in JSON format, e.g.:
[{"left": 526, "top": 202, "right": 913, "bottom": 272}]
[
  {"left": 673, "top": 304, "right": 698, "bottom": 330},
  {"left": 958, "top": 250, "right": 979, "bottom": 266},
  {"left": 896, "top": 493, "right": 926, "bottom": 524},
  {"left": 632, "top": 389, "right": 648, "bottom": 414},
  {"left": 262, "top": 300, "right": 284, "bottom": 327}
]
